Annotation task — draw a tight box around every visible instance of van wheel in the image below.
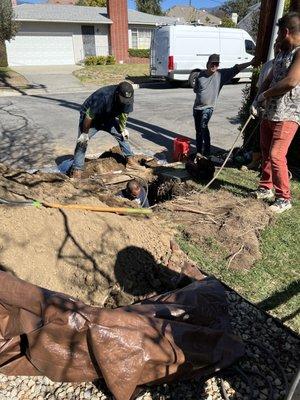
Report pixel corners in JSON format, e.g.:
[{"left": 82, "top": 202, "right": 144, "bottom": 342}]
[{"left": 189, "top": 71, "right": 199, "bottom": 88}]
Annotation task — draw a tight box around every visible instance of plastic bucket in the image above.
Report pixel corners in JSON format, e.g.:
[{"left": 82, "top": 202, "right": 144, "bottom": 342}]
[{"left": 173, "top": 137, "right": 190, "bottom": 161}]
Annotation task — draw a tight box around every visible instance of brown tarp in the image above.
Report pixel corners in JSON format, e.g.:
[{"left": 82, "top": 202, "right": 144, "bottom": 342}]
[{"left": 0, "top": 271, "right": 244, "bottom": 400}]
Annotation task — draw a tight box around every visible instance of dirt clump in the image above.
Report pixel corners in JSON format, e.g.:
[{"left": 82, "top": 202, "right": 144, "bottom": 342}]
[{"left": 157, "top": 189, "right": 272, "bottom": 270}]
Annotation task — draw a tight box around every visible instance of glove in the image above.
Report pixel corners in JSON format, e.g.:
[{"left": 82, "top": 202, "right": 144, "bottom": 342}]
[
  {"left": 121, "top": 129, "right": 129, "bottom": 140},
  {"left": 77, "top": 133, "right": 89, "bottom": 144},
  {"left": 250, "top": 100, "right": 258, "bottom": 117}
]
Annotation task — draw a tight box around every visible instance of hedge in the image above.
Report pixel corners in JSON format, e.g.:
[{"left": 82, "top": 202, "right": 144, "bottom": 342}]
[
  {"left": 128, "top": 49, "right": 150, "bottom": 58},
  {"left": 84, "top": 55, "right": 116, "bottom": 66}
]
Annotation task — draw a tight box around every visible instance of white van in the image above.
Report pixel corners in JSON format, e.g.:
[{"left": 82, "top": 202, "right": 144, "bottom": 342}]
[{"left": 150, "top": 24, "right": 256, "bottom": 87}]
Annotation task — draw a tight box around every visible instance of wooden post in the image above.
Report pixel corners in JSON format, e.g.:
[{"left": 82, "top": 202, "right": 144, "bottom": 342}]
[
  {"left": 242, "top": 0, "right": 277, "bottom": 150},
  {"left": 250, "top": 0, "right": 278, "bottom": 98},
  {"left": 290, "top": 0, "right": 300, "bottom": 12}
]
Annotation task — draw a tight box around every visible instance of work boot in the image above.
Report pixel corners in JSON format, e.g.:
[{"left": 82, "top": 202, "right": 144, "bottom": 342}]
[
  {"left": 70, "top": 169, "right": 82, "bottom": 179},
  {"left": 126, "top": 157, "right": 145, "bottom": 170},
  {"left": 252, "top": 187, "right": 274, "bottom": 200},
  {"left": 269, "top": 198, "right": 292, "bottom": 213}
]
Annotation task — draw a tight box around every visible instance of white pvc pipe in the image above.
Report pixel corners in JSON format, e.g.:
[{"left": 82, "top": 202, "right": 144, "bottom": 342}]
[{"left": 267, "top": 0, "right": 285, "bottom": 60}]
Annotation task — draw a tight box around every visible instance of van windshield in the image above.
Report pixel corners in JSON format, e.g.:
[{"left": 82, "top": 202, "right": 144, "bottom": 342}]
[{"left": 245, "top": 40, "right": 256, "bottom": 56}]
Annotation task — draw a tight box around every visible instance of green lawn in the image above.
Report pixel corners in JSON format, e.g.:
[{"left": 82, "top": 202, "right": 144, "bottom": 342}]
[
  {"left": 178, "top": 168, "right": 300, "bottom": 333},
  {"left": 73, "top": 63, "right": 150, "bottom": 86}
]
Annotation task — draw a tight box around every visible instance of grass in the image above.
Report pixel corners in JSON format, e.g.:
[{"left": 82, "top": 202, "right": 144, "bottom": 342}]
[
  {"left": 178, "top": 168, "right": 300, "bottom": 333},
  {"left": 0, "top": 67, "right": 29, "bottom": 89},
  {"left": 73, "top": 63, "right": 150, "bottom": 86}
]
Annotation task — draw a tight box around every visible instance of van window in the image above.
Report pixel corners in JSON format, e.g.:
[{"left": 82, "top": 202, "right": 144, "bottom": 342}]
[{"left": 245, "top": 40, "right": 255, "bottom": 55}]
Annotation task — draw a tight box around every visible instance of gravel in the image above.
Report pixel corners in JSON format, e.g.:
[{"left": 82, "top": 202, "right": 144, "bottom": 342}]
[{"left": 0, "top": 290, "right": 299, "bottom": 400}]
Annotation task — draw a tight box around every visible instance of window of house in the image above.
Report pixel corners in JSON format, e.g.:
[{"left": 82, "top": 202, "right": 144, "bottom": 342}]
[
  {"left": 138, "top": 29, "right": 152, "bottom": 49},
  {"left": 131, "top": 28, "right": 138, "bottom": 49},
  {"left": 245, "top": 40, "right": 256, "bottom": 55},
  {"left": 131, "top": 28, "right": 152, "bottom": 49}
]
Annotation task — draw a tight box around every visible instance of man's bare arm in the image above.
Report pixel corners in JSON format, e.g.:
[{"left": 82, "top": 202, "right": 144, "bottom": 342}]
[
  {"left": 236, "top": 57, "right": 256, "bottom": 72},
  {"left": 263, "top": 50, "right": 300, "bottom": 99}
]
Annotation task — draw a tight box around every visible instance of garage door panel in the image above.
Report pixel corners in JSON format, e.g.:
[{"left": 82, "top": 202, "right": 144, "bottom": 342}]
[{"left": 6, "top": 34, "right": 75, "bottom": 66}]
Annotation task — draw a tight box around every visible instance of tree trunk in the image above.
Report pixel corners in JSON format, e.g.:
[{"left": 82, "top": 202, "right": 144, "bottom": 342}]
[
  {"left": 289, "top": 0, "right": 300, "bottom": 12},
  {"left": 250, "top": 0, "right": 277, "bottom": 99},
  {"left": 0, "top": 40, "right": 8, "bottom": 67}
]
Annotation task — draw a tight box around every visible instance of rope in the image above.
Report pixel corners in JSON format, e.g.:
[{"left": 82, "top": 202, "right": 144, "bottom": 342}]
[{"left": 200, "top": 114, "right": 255, "bottom": 193}]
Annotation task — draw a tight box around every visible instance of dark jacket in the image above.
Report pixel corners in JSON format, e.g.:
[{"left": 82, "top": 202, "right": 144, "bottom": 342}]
[{"left": 80, "top": 85, "right": 133, "bottom": 130}]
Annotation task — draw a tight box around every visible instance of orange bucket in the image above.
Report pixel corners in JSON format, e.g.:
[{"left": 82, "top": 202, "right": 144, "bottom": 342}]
[{"left": 173, "top": 137, "right": 190, "bottom": 161}]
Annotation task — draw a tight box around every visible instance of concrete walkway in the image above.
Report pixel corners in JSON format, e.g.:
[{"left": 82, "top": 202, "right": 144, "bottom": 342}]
[{"left": 13, "top": 65, "right": 93, "bottom": 94}]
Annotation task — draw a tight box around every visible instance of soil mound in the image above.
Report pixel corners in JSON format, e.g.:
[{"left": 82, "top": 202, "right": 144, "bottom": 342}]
[
  {"left": 0, "top": 161, "right": 272, "bottom": 308},
  {"left": 157, "top": 190, "right": 272, "bottom": 270}
]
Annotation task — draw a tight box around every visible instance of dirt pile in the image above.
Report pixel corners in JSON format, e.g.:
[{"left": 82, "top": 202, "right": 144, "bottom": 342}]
[
  {"left": 157, "top": 190, "right": 272, "bottom": 270},
  {"left": 0, "top": 159, "right": 272, "bottom": 308},
  {"left": 0, "top": 163, "right": 182, "bottom": 306}
]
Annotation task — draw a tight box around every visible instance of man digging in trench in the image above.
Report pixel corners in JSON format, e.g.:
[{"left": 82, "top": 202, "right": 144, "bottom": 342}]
[{"left": 71, "top": 81, "right": 142, "bottom": 179}]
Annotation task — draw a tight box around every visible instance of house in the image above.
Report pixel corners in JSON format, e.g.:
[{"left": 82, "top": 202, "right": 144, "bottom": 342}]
[
  {"left": 166, "top": 5, "right": 221, "bottom": 26},
  {"left": 237, "top": 3, "right": 260, "bottom": 40},
  {"left": 6, "top": 3, "right": 176, "bottom": 66},
  {"left": 48, "top": 0, "right": 77, "bottom": 4}
]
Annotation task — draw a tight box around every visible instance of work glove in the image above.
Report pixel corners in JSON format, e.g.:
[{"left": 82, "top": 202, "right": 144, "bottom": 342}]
[
  {"left": 250, "top": 100, "right": 258, "bottom": 117},
  {"left": 77, "top": 133, "right": 89, "bottom": 144},
  {"left": 121, "top": 129, "right": 129, "bottom": 140}
]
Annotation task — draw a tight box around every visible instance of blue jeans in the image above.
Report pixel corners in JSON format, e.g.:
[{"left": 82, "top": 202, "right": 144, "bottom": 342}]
[
  {"left": 193, "top": 107, "right": 214, "bottom": 156},
  {"left": 73, "top": 116, "right": 134, "bottom": 171}
]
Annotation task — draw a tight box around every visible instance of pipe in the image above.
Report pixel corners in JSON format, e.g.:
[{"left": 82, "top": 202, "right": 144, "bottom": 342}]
[
  {"left": 200, "top": 114, "right": 255, "bottom": 193},
  {"left": 267, "top": 0, "right": 285, "bottom": 61}
]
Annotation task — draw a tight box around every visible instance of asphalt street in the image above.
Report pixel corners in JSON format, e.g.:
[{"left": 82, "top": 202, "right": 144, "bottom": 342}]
[{"left": 0, "top": 82, "right": 247, "bottom": 168}]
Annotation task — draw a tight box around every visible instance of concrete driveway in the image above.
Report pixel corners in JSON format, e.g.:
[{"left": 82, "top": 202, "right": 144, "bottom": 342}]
[
  {"left": 13, "top": 65, "right": 90, "bottom": 94},
  {"left": 0, "top": 83, "right": 246, "bottom": 169}
]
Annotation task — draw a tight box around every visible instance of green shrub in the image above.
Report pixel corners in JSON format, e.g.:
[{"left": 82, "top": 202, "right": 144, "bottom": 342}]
[
  {"left": 106, "top": 55, "right": 116, "bottom": 65},
  {"left": 128, "top": 48, "right": 150, "bottom": 58},
  {"left": 84, "top": 56, "right": 99, "bottom": 66},
  {"left": 84, "top": 55, "right": 116, "bottom": 66},
  {"left": 96, "top": 56, "right": 107, "bottom": 65}
]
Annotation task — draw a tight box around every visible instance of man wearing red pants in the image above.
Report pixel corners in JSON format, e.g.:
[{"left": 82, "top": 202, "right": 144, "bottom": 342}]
[{"left": 254, "top": 12, "right": 300, "bottom": 213}]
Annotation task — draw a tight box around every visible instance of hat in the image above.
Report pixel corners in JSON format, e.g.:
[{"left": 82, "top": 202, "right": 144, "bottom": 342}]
[
  {"left": 208, "top": 54, "right": 220, "bottom": 63},
  {"left": 117, "top": 81, "right": 134, "bottom": 105}
]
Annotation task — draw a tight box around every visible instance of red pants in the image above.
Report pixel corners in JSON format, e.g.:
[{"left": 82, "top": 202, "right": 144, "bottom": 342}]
[{"left": 260, "top": 120, "right": 298, "bottom": 200}]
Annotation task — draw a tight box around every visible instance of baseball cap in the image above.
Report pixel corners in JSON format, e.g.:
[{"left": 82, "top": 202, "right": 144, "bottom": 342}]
[
  {"left": 208, "top": 54, "right": 220, "bottom": 63},
  {"left": 117, "top": 81, "right": 134, "bottom": 105}
]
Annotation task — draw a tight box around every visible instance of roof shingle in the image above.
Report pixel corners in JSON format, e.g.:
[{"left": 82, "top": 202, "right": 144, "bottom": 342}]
[{"left": 13, "top": 4, "right": 177, "bottom": 25}]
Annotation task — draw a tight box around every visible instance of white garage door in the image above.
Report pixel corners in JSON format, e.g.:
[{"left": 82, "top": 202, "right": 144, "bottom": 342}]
[{"left": 6, "top": 33, "right": 75, "bottom": 66}]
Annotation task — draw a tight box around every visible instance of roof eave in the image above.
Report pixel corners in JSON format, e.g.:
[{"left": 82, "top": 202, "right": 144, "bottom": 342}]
[{"left": 15, "top": 18, "right": 112, "bottom": 24}]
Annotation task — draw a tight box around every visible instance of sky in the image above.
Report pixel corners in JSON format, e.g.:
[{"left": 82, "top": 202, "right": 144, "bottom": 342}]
[{"left": 19, "top": 0, "right": 225, "bottom": 10}]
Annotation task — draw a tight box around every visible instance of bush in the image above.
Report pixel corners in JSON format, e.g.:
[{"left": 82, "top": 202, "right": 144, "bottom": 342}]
[
  {"left": 106, "top": 55, "right": 116, "bottom": 65},
  {"left": 128, "top": 48, "right": 150, "bottom": 58},
  {"left": 84, "top": 55, "right": 116, "bottom": 66}
]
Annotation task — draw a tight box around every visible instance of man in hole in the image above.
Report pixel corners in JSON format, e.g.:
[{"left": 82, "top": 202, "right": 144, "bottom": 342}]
[{"left": 118, "top": 180, "right": 149, "bottom": 208}]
